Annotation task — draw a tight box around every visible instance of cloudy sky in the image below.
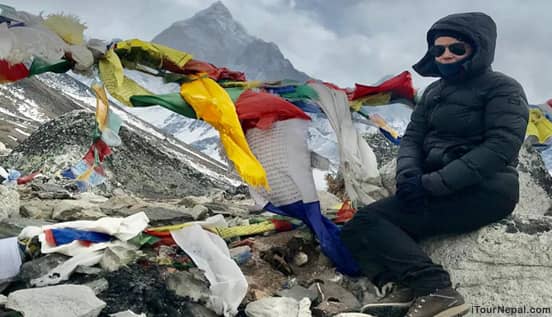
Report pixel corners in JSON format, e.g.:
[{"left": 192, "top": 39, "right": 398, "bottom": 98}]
[{"left": 4, "top": 0, "right": 551, "bottom": 102}]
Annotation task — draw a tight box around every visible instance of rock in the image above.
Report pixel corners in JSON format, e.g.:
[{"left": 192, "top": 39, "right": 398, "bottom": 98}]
[
  {"left": 75, "top": 266, "right": 103, "bottom": 276},
  {"left": 0, "top": 218, "right": 52, "bottom": 239},
  {"left": 0, "top": 294, "right": 7, "bottom": 306},
  {"left": 0, "top": 141, "right": 9, "bottom": 155},
  {"left": 203, "top": 202, "right": 249, "bottom": 217},
  {"left": 103, "top": 199, "right": 199, "bottom": 225},
  {"left": 77, "top": 192, "right": 109, "bottom": 204},
  {"left": 100, "top": 244, "right": 141, "bottom": 272},
  {"left": 20, "top": 199, "right": 55, "bottom": 219},
  {"left": 166, "top": 269, "right": 211, "bottom": 302},
  {"left": 99, "top": 263, "right": 203, "bottom": 316},
  {"left": 334, "top": 313, "right": 374, "bottom": 317},
  {"left": 109, "top": 311, "right": 146, "bottom": 317},
  {"left": 378, "top": 158, "right": 396, "bottom": 197},
  {"left": 0, "top": 185, "right": 20, "bottom": 221},
  {"left": 84, "top": 278, "right": 110, "bottom": 295},
  {"left": 277, "top": 285, "right": 319, "bottom": 302},
  {"left": 293, "top": 252, "right": 309, "bottom": 267},
  {"left": 363, "top": 133, "right": 399, "bottom": 168},
  {"left": 140, "top": 206, "right": 194, "bottom": 225},
  {"left": 6, "top": 284, "right": 106, "bottom": 317},
  {"left": 309, "top": 281, "right": 361, "bottom": 315},
  {"left": 186, "top": 303, "right": 219, "bottom": 317},
  {"left": 52, "top": 200, "right": 107, "bottom": 221},
  {"left": 317, "top": 190, "right": 342, "bottom": 215},
  {"left": 422, "top": 214, "right": 552, "bottom": 309},
  {"left": 191, "top": 204, "right": 209, "bottom": 220},
  {"left": 178, "top": 195, "right": 211, "bottom": 208},
  {"left": 245, "top": 297, "right": 312, "bottom": 317},
  {"left": 31, "top": 183, "right": 72, "bottom": 199},
  {"left": 19, "top": 253, "right": 70, "bottom": 284},
  {"left": 3, "top": 110, "right": 236, "bottom": 199}
]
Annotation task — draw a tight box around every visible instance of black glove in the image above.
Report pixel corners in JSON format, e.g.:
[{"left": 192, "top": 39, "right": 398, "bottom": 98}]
[{"left": 396, "top": 174, "right": 426, "bottom": 206}]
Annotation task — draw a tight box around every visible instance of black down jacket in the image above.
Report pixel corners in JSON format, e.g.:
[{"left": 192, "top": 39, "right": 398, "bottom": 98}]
[{"left": 397, "top": 12, "right": 529, "bottom": 201}]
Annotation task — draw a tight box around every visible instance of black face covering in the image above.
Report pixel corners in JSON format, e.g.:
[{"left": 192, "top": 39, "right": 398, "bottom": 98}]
[{"left": 435, "top": 59, "right": 465, "bottom": 78}]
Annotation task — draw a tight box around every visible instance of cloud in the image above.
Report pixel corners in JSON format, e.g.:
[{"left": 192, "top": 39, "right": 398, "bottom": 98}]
[{"left": 2, "top": 0, "right": 551, "bottom": 102}]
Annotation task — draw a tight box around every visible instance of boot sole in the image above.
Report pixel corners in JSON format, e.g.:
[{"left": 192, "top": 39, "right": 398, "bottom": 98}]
[
  {"left": 434, "top": 303, "right": 471, "bottom": 317},
  {"left": 361, "top": 303, "right": 411, "bottom": 317}
]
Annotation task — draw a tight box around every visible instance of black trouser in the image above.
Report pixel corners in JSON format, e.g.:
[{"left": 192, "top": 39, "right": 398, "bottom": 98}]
[{"left": 341, "top": 187, "right": 517, "bottom": 297}]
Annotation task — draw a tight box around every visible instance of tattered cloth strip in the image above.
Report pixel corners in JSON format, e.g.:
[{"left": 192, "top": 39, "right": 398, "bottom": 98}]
[
  {"left": 235, "top": 89, "right": 311, "bottom": 132},
  {"left": 114, "top": 38, "right": 193, "bottom": 73},
  {"left": 310, "top": 83, "right": 388, "bottom": 207},
  {"left": 171, "top": 224, "right": 248, "bottom": 317},
  {"left": 180, "top": 76, "right": 268, "bottom": 189},
  {"left": 93, "top": 84, "right": 122, "bottom": 146},
  {"left": 42, "top": 14, "right": 86, "bottom": 45},
  {"left": 182, "top": 59, "right": 246, "bottom": 81},
  {"left": 130, "top": 93, "right": 197, "bottom": 119},
  {"left": 349, "top": 92, "right": 392, "bottom": 111},
  {"left": 99, "top": 48, "right": 153, "bottom": 106},
  {"left": 130, "top": 87, "right": 244, "bottom": 117},
  {"left": 246, "top": 118, "right": 360, "bottom": 276},
  {"left": 351, "top": 70, "right": 415, "bottom": 101},
  {"left": 527, "top": 107, "right": 552, "bottom": 144},
  {"left": 265, "top": 84, "right": 319, "bottom": 101},
  {"left": 44, "top": 228, "right": 112, "bottom": 247},
  {"left": 0, "top": 59, "right": 28, "bottom": 83},
  {"left": 28, "top": 57, "right": 71, "bottom": 76}
]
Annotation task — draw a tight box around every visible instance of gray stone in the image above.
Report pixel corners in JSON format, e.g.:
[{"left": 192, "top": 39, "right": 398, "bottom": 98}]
[
  {"left": 203, "top": 202, "right": 249, "bottom": 217},
  {"left": 52, "top": 200, "right": 107, "bottom": 221},
  {"left": 277, "top": 285, "right": 319, "bottom": 302},
  {"left": 75, "top": 266, "right": 103, "bottom": 275},
  {"left": 0, "top": 218, "right": 52, "bottom": 239},
  {"left": 6, "top": 284, "right": 106, "bottom": 317},
  {"left": 31, "top": 183, "right": 73, "bottom": 199},
  {"left": 100, "top": 245, "right": 141, "bottom": 272},
  {"left": 191, "top": 204, "right": 209, "bottom": 220},
  {"left": 178, "top": 195, "right": 211, "bottom": 208},
  {"left": 309, "top": 281, "right": 361, "bottom": 314},
  {"left": 84, "top": 278, "right": 109, "bottom": 295},
  {"left": 334, "top": 313, "right": 374, "bottom": 317},
  {"left": 77, "top": 192, "right": 109, "bottom": 204},
  {"left": 141, "top": 206, "right": 194, "bottom": 225},
  {"left": 19, "top": 253, "right": 70, "bottom": 284},
  {"left": 0, "top": 185, "right": 20, "bottom": 221},
  {"left": 20, "top": 199, "right": 55, "bottom": 219},
  {"left": 187, "top": 303, "right": 219, "bottom": 317},
  {"left": 378, "top": 158, "right": 396, "bottom": 196},
  {"left": 293, "top": 252, "right": 309, "bottom": 267},
  {"left": 166, "top": 269, "right": 211, "bottom": 302},
  {"left": 422, "top": 214, "right": 552, "bottom": 310},
  {"left": 245, "top": 297, "right": 312, "bottom": 317},
  {"left": 317, "top": 190, "right": 342, "bottom": 216}
]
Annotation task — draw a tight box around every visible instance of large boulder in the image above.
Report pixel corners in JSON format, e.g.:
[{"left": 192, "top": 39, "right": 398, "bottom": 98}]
[
  {"left": 375, "top": 142, "right": 552, "bottom": 310},
  {"left": 1, "top": 110, "right": 238, "bottom": 199},
  {"left": 0, "top": 185, "right": 19, "bottom": 221}
]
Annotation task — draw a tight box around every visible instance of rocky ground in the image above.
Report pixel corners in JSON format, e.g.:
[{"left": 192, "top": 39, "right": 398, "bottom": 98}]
[{"left": 1, "top": 111, "right": 551, "bottom": 317}]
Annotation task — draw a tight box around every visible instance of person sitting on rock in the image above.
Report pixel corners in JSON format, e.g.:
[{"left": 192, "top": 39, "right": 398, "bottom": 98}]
[{"left": 341, "top": 12, "right": 529, "bottom": 317}]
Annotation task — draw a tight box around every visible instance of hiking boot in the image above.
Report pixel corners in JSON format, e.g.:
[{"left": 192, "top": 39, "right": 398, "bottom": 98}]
[
  {"left": 406, "top": 287, "right": 470, "bottom": 317},
  {"left": 361, "top": 284, "right": 414, "bottom": 317}
]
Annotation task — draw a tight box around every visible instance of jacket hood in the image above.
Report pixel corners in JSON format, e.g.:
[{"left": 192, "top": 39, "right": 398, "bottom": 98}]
[{"left": 413, "top": 12, "right": 497, "bottom": 78}]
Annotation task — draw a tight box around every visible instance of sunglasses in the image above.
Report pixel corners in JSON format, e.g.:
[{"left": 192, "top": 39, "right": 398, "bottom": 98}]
[{"left": 429, "top": 42, "right": 468, "bottom": 57}]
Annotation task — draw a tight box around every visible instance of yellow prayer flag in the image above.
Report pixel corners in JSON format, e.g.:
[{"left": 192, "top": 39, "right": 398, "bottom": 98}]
[{"left": 180, "top": 76, "right": 268, "bottom": 188}]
